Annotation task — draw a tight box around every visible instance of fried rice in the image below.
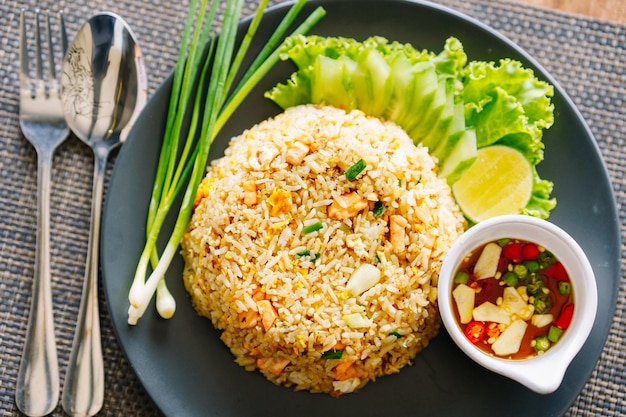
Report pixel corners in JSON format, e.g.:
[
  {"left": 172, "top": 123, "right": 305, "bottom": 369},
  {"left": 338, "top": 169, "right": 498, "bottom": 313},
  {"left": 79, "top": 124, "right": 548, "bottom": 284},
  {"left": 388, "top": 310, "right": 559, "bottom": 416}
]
[{"left": 181, "top": 104, "right": 466, "bottom": 396}]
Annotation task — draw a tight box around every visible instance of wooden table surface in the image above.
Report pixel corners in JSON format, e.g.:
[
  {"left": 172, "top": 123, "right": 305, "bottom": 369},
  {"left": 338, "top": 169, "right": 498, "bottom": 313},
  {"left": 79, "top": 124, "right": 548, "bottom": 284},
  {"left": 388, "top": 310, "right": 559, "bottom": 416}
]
[{"left": 509, "top": 0, "right": 626, "bottom": 23}]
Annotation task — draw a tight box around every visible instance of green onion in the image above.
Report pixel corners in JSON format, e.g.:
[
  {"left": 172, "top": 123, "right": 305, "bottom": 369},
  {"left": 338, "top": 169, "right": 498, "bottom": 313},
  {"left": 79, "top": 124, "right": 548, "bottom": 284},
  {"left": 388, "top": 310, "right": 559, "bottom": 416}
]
[
  {"left": 389, "top": 331, "right": 403, "bottom": 338},
  {"left": 127, "top": 0, "right": 326, "bottom": 325},
  {"left": 373, "top": 200, "right": 385, "bottom": 216},
  {"left": 302, "top": 221, "right": 323, "bottom": 235},
  {"left": 321, "top": 350, "right": 344, "bottom": 360},
  {"left": 295, "top": 250, "right": 320, "bottom": 261},
  {"left": 558, "top": 281, "right": 571, "bottom": 295},
  {"left": 345, "top": 158, "right": 366, "bottom": 181}
]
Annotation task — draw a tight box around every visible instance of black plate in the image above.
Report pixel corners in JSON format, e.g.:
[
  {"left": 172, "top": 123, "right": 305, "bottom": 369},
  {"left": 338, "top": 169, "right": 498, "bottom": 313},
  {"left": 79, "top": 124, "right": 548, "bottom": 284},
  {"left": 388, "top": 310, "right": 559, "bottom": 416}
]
[{"left": 101, "top": 1, "right": 621, "bottom": 416}]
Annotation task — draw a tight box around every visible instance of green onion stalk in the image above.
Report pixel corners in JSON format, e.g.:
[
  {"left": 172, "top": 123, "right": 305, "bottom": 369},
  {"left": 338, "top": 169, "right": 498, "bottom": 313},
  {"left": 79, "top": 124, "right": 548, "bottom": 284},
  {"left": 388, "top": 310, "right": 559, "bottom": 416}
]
[{"left": 127, "top": 0, "right": 326, "bottom": 325}]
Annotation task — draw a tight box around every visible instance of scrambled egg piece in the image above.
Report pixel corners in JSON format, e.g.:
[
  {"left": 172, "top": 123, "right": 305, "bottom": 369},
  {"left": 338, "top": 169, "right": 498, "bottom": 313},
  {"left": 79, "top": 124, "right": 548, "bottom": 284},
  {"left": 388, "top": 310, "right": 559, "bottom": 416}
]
[
  {"left": 267, "top": 188, "right": 292, "bottom": 216},
  {"left": 193, "top": 177, "right": 213, "bottom": 209}
]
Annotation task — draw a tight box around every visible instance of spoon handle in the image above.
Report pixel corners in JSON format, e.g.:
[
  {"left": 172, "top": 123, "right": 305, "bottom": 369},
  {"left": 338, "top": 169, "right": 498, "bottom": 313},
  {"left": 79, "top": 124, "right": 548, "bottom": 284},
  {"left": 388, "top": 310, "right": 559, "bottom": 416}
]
[
  {"left": 15, "top": 149, "right": 60, "bottom": 417},
  {"left": 62, "top": 150, "right": 107, "bottom": 417}
]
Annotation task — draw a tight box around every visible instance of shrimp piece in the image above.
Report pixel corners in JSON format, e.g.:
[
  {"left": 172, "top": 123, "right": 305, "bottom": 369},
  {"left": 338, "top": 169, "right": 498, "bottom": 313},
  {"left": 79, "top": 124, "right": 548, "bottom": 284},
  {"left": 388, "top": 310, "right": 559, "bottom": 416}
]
[
  {"left": 285, "top": 141, "right": 310, "bottom": 165},
  {"left": 389, "top": 214, "right": 408, "bottom": 254},
  {"left": 332, "top": 360, "right": 369, "bottom": 381},
  {"left": 256, "top": 299, "right": 278, "bottom": 331},
  {"left": 328, "top": 192, "right": 368, "bottom": 220},
  {"left": 238, "top": 309, "right": 258, "bottom": 329},
  {"left": 257, "top": 357, "right": 290, "bottom": 376},
  {"left": 237, "top": 290, "right": 266, "bottom": 329}
]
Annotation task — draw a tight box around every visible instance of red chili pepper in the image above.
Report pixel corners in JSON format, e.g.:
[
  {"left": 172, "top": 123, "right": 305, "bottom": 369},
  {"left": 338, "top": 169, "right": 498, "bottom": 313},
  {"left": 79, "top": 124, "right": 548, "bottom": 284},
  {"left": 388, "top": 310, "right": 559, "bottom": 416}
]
[
  {"left": 498, "top": 257, "right": 507, "bottom": 269},
  {"left": 522, "top": 243, "right": 540, "bottom": 260},
  {"left": 464, "top": 321, "right": 486, "bottom": 343},
  {"left": 545, "top": 261, "right": 569, "bottom": 281},
  {"left": 554, "top": 304, "right": 574, "bottom": 329},
  {"left": 502, "top": 242, "right": 523, "bottom": 262}
]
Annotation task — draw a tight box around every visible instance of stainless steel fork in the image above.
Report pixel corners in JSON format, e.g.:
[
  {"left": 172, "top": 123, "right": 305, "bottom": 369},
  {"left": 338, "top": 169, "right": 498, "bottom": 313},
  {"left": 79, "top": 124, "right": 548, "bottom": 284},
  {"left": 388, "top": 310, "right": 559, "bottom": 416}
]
[{"left": 16, "top": 9, "right": 69, "bottom": 417}]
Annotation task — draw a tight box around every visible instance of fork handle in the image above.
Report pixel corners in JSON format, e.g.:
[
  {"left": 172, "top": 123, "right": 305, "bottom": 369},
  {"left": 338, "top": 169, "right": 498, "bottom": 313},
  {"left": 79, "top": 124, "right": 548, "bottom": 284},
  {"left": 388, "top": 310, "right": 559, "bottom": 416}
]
[
  {"left": 15, "top": 149, "right": 60, "bottom": 417},
  {"left": 61, "top": 148, "right": 107, "bottom": 417}
]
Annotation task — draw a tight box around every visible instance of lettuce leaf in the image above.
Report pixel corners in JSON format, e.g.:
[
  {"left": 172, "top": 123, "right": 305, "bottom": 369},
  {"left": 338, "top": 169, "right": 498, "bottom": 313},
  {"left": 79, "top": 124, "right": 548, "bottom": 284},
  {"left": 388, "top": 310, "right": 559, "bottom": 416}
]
[
  {"left": 523, "top": 169, "right": 556, "bottom": 219},
  {"left": 463, "top": 59, "right": 554, "bottom": 161}
]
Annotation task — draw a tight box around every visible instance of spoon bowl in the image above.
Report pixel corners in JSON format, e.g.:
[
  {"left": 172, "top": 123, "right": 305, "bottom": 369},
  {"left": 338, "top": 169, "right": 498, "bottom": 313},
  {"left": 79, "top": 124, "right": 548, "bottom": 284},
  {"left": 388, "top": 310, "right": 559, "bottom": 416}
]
[
  {"left": 60, "top": 12, "right": 147, "bottom": 417},
  {"left": 62, "top": 12, "right": 146, "bottom": 145}
]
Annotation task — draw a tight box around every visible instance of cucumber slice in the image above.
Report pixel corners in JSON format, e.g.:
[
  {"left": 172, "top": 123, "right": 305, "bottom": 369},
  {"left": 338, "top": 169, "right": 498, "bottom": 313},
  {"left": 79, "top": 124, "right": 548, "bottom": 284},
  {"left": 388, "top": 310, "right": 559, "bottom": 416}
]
[{"left": 438, "top": 128, "right": 477, "bottom": 184}]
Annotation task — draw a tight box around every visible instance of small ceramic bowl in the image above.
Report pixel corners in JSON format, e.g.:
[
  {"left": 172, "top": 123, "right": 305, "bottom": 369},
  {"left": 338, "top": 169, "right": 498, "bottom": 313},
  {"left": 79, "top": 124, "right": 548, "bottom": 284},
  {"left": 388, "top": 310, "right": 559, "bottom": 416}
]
[{"left": 438, "top": 214, "right": 597, "bottom": 394}]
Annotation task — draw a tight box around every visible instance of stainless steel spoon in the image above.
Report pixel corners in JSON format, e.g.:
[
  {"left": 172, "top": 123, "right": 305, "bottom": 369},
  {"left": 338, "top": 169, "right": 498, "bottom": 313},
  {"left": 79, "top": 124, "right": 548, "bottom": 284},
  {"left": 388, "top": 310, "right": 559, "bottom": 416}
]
[{"left": 60, "top": 12, "right": 147, "bottom": 417}]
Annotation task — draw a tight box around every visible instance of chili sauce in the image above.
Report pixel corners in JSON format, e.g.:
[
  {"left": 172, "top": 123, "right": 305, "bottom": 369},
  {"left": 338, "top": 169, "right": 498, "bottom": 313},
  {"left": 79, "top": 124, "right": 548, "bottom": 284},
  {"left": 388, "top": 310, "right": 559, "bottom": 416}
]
[{"left": 450, "top": 238, "right": 575, "bottom": 360}]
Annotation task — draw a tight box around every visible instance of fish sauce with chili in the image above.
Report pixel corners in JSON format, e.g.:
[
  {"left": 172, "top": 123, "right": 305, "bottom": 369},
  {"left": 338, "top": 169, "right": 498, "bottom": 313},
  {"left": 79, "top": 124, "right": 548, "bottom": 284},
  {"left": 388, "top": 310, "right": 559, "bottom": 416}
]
[{"left": 451, "top": 238, "right": 575, "bottom": 359}]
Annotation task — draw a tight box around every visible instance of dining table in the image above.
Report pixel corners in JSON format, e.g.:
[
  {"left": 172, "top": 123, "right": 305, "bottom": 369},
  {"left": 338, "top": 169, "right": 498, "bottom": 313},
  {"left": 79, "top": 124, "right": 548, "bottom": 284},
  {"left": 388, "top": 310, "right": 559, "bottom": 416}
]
[{"left": 0, "top": 0, "right": 624, "bottom": 416}]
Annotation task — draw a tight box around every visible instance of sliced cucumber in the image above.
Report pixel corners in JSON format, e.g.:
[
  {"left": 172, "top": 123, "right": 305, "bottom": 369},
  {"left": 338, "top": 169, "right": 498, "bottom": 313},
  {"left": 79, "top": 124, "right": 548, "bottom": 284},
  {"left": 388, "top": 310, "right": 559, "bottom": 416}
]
[{"left": 438, "top": 128, "right": 477, "bottom": 184}]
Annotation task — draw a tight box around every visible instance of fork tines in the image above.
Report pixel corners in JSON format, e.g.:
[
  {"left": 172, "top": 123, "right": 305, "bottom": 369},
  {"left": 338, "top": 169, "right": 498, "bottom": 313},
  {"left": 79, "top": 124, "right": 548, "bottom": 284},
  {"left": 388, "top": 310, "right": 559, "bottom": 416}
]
[{"left": 19, "top": 9, "right": 68, "bottom": 99}]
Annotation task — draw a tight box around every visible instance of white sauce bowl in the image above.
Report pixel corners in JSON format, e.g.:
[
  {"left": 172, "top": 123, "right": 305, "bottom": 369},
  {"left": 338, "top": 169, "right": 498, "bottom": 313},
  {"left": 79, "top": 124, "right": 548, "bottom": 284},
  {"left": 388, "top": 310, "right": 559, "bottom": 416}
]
[{"left": 438, "top": 215, "right": 597, "bottom": 394}]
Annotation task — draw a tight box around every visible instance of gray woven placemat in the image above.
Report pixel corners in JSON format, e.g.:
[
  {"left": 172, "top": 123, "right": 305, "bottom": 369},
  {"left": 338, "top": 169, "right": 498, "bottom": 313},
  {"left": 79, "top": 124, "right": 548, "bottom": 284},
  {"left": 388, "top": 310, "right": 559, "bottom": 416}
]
[{"left": 0, "top": 0, "right": 624, "bottom": 416}]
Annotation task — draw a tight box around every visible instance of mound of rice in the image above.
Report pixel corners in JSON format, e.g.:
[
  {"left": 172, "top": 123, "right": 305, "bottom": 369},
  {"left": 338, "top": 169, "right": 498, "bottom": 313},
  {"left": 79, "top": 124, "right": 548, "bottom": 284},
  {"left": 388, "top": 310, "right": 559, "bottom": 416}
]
[{"left": 182, "top": 104, "right": 466, "bottom": 396}]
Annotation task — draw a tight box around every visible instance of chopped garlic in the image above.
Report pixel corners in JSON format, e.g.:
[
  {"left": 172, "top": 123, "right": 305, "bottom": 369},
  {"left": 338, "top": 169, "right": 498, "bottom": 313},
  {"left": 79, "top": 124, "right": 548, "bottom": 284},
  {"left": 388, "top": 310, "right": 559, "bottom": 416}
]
[
  {"left": 345, "top": 264, "right": 381, "bottom": 296},
  {"left": 343, "top": 313, "right": 372, "bottom": 329}
]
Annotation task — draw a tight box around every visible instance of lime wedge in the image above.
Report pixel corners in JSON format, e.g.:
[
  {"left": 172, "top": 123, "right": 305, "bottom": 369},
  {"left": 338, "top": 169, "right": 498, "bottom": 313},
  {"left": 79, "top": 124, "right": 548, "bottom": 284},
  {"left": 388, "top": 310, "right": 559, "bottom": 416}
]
[{"left": 452, "top": 145, "right": 533, "bottom": 223}]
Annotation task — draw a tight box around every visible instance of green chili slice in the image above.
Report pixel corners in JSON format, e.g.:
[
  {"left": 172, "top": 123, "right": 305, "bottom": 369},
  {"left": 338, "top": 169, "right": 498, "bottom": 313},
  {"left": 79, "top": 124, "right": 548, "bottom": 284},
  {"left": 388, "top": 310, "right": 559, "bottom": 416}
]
[
  {"left": 533, "top": 335, "right": 550, "bottom": 352},
  {"left": 454, "top": 271, "right": 470, "bottom": 285},
  {"left": 527, "top": 276, "right": 544, "bottom": 295},
  {"left": 538, "top": 250, "right": 556, "bottom": 267},
  {"left": 558, "top": 281, "right": 571, "bottom": 295},
  {"left": 513, "top": 264, "right": 528, "bottom": 279},
  {"left": 533, "top": 294, "right": 552, "bottom": 314},
  {"left": 502, "top": 271, "right": 519, "bottom": 287},
  {"left": 548, "top": 325, "right": 564, "bottom": 343},
  {"left": 524, "top": 260, "right": 540, "bottom": 273}
]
